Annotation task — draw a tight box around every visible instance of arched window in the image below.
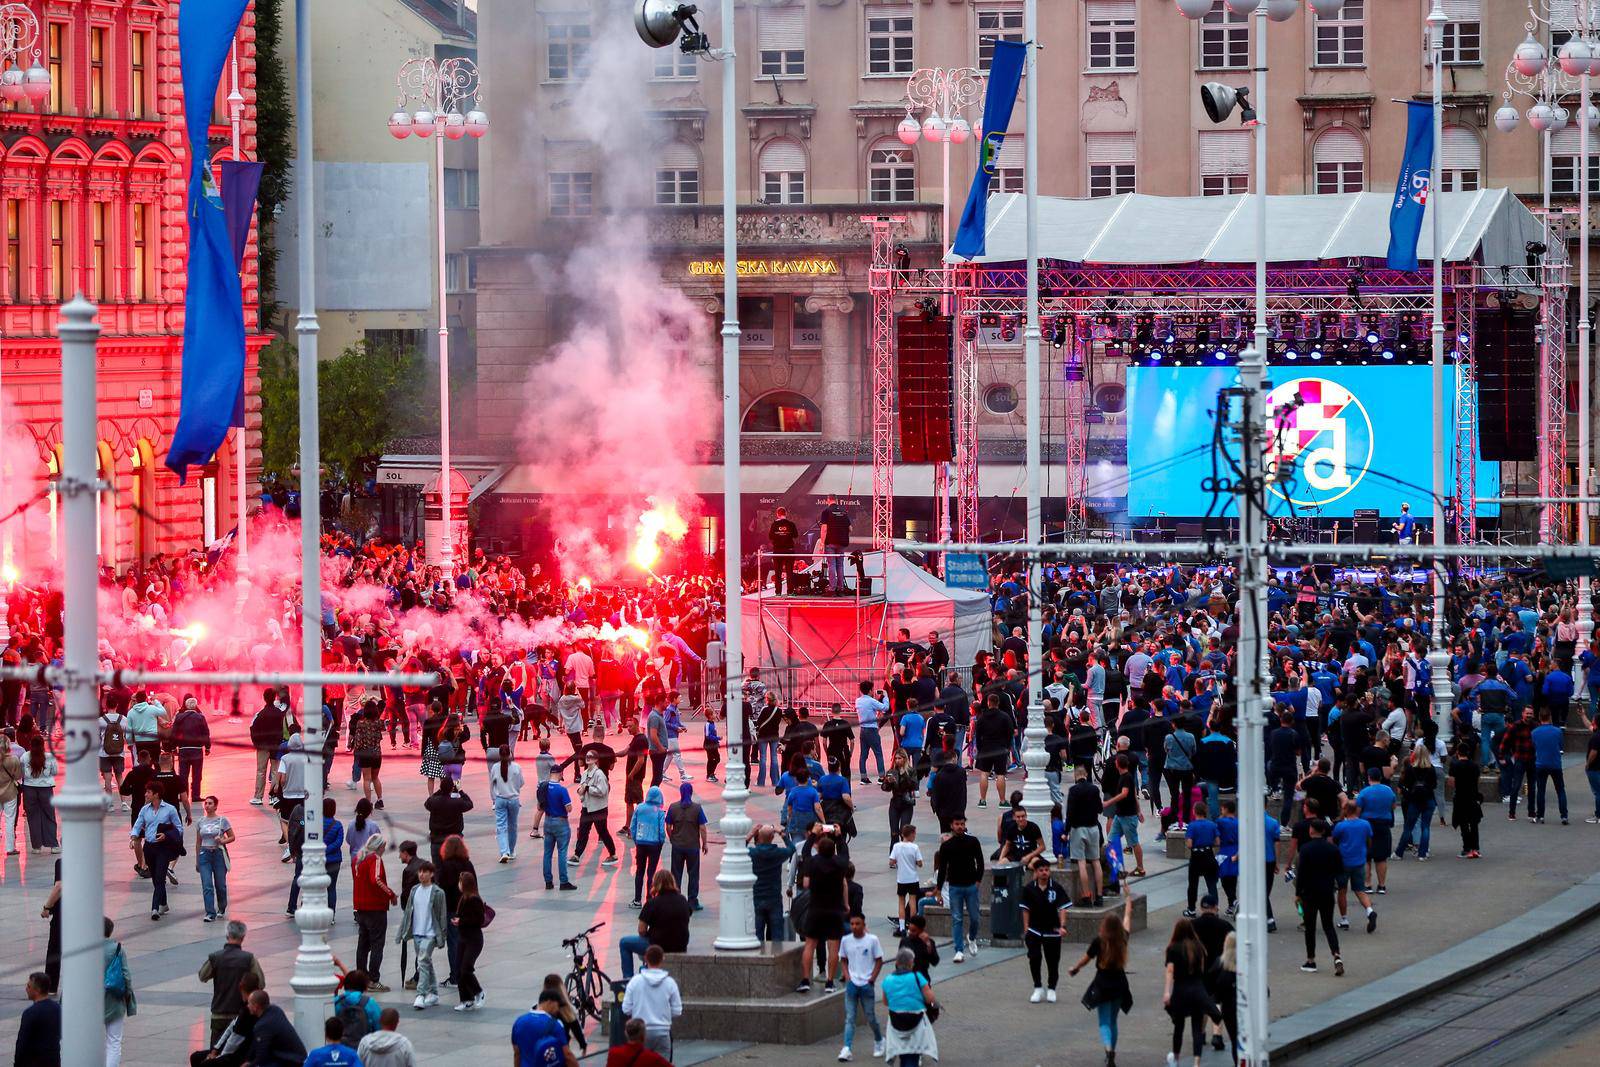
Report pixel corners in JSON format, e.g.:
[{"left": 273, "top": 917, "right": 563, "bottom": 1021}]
[
  {"left": 868, "top": 140, "right": 915, "bottom": 204},
  {"left": 97, "top": 441, "right": 118, "bottom": 566},
  {"left": 1312, "top": 127, "right": 1364, "bottom": 193},
  {"left": 1440, "top": 127, "right": 1483, "bottom": 191},
  {"left": 655, "top": 142, "right": 700, "bottom": 205},
  {"left": 742, "top": 391, "right": 820, "bottom": 433},
  {"left": 130, "top": 439, "right": 156, "bottom": 564},
  {"left": 758, "top": 139, "right": 807, "bottom": 204}
]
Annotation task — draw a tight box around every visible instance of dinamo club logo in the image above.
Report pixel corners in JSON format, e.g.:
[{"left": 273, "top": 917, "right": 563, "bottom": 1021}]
[{"left": 1264, "top": 378, "right": 1374, "bottom": 508}]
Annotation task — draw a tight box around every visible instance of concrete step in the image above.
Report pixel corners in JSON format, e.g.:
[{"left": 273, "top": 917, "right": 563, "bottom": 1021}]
[
  {"left": 920, "top": 892, "right": 1147, "bottom": 946},
  {"left": 669, "top": 946, "right": 848, "bottom": 1045},
  {"left": 1563, "top": 727, "right": 1593, "bottom": 754}
]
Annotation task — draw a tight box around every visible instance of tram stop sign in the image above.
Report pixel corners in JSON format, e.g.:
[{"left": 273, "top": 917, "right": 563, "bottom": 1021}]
[
  {"left": 1542, "top": 556, "right": 1599, "bottom": 581},
  {"left": 945, "top": 553, "right": 990, "bottom": 590}
]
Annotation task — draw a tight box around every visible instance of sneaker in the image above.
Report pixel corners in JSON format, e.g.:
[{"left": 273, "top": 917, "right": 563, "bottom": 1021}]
[
  {"left": 707, "top": 775, "right": 719, "bottom": 783},
  {"left": 1300, "top": 961, "right": 1317, "bottom": 973},
  {"left": 1366, "top": 909, "right": 1378, "bottom": 933},
  {"left": 346, "top": 781, "right": 358, "bottom": 790},
  {"left": 1225, "top": 902, "right": 1238, "bottom": 917},
  {"left": 414, "top": 995, "right": 427, "bottom": 1010},
  {"left": 374, "top": 800, "right": 384, "bottom": 811},
  {"left": 285, "top": 908, "right": 296, "bottom": 917},
  {"left": 151, "top": 910, "right": 161, "bottom": 921},
  {"left": 602, "top": 856, "right": 620, "bottom": 866},
  {"left": 1182, "top": 909, "right": 1197, "bottom": 918},
  {"left": 120, "top": 801, "right": 130, "bottom": 812},
  {"left": 630, "top": 899, "right": 642, "bottom": 909},
  {"left": 1046, "top": 989, "right": 1057, "bottom": 1003},
  {"left": 440, "top": 980, "right": 455, "bottom": 989},
  {"left": 1029, "top": 987, "right": 1045, "bottom": 1003},
  {"left": 1334, "top": 957, "right": 1345, "bottom": 977},
  {"left": 1267, "top": 919, "right": 1277, "bottom": 932},
  {"left": 977, "top": 799, "right": 987, "bottom": 807},
  {"left": 281, "top": 848, "right": 291, "bottom": 862},
  {"left": 203, "top": 914, "right": 216, "bottom": 922},
  {"left": 1536, "top": 816, "right": 1546, "bottom": 824},
  {"left": 453, "top": 1001, "right": 474, "bottom": 1012},
  {"left": 1417, "top": 855, "right": 1429, "bottom": 862},
  {"left": 1337, "top": 917, "right": 1350, "bottom": 930},
  {"left": 560, "top": 883, "right": 579, "bottom": 891},
  {"left": 474, "top": 993, "right": 485, "bottom": 1008},
  {"left": 1562, "top": 817, "right": 1570, "bottom": 825},
  {"left": 1167, "top": 1054, "right": 1178, "bottom": 1067},
  {"left": 796, "top": 980, "right": 812, "bottom": 994},
  {"left": 571, "top": 853, "right": 585, "bottom": 865},
  {"left": 369, "top": 982, "right": 391, "bottom": 993},
  {"left": 1212, "top": 1035, "right": 1225, "bottom": 1051},
  {"left": 872, "top": 1041, "right": 885, "bottom": 1058},
  {"left": 824, "top": 980, "right": 836, "bottom": 993},
  {"left": 966, "top": 940, "right": 979, "bottom": 956},
  {"left": 404, "top": 979, "right": 417, "bottom": 991},
  {"left": 838, "top": 1048, "right": 853, "bottom": 1062},
  {"left": 953, "top": 951, "right": 965, "bottom": 963},
  {"left": 250, "top": 798, "right": 264, "bottom": 806},
  {"left": 1376, "top": 885, "right": 1387, "bottom": 895},
  {"left": 1586, "top": 817, "right": 1600, "bottom": 824},
  {"left": 499, "top": 855, "right": 509, "bottom": 864}
]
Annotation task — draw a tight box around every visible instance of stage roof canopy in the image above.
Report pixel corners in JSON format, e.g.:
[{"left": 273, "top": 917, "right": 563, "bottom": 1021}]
[{"left": 951, "top": 189, "right": 1547, "bottom": 270}]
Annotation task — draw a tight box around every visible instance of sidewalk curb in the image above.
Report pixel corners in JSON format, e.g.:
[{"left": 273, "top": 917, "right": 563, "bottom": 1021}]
[{"left": 1270, "top": 868, "right": 1600, "bottom": 1061}]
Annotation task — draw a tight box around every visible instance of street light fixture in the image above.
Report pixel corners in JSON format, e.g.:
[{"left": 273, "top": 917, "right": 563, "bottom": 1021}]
[
  {"left": 633, "top": 0, "right": 759, "bottom": 952},
  {"left": 385, "top": 56, "right": 488, "bottom": 576}
]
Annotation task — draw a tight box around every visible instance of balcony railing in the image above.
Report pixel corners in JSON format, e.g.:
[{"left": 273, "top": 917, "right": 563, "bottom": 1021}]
[{"left": 645, "top": 203, "right": 941, "bottom": 248}]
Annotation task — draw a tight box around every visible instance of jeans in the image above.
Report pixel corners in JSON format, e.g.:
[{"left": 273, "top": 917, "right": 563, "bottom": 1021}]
[
  {"left": 354, "top": 909, "right": 387, "bottom": 981},
  {"left": 1268, "top": 763, "right": 1297, "bottom": 827},
  {"left": 757, "top": 740, "right": 782, "bottom": 786},
  {"left": 0, "top": 795, "right": 16, "bottom": 852},
  {"left": 1503, "top": 759, "right": 1534, "bottom": 815},
  {"left": 843, "top": 980, "right": 883, "bottom": 1046},
  {"left": 946, "top": 883, "right": 981, "bottom": 951},
  {"left": 1587, "top": 769, "right": 1600, "bottom": 819},
  {"left": 494, "top": 795, "right": 521, "bottom": 858},
  {"left": 1479, "top": 713, "right": 1505, "bottom": 768},
  {"left": 633, "top": 841, "right": 663, "bottom": 902},
  {"left": 952, "top": 727, "right": 967, "bottom": 769},
  {"left": 147, "top": 843, "right": 173, "bottom": 911},
  {"left": 619, "top": 933, "right": 651, "bottom": 979},
  {"left": 825, "top": 552, "right": 845, "bottom": 591},
  {"left": 754, "top": 898, "right": 786, "bottom": 943},
  {"left": 287, "top": 855, "right": 303, "bottom": 913},
  {"left": 1200, "top": 780, "right": 1220, "bottom": 819},
  {"left": 326, "top": 861, "right": 342, "bottom": 911},
  {"left": 1046, "top": 771, "right": 1063, "bottom": 806},
  {"left": 671, "top": 845, "right": 702, "bottom": 906},
  {"left": 178, "top": 750, "right": 205, "bottom": 800},
  {"left": 1534, "top": 765, "right": 1569, "bottom": 820},
  {"left": 412, "top": 935, "right": 438, "bottom": 996},
  {"left": 858, "top": 729, "right": 885, "bottom": 778},
  {"left": 1097, "top": 1001, "right": 1120, "bottom": 1049},
  {"left": 543, "top": 817, "right": 571, "bottom": 885},
  {"left": 21, "top": 784, "right": 57, "bottom": 848},
  {"left": 197, "top": 847, "right": 229, "bottom": 917},
  {"left": 1397, "top": 798, "right": 1436, "bottom": 857}
]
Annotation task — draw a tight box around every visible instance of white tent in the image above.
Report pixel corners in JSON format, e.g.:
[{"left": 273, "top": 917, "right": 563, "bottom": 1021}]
[{"left": 879, "top": 552, "right": 992, "bottom": 668}]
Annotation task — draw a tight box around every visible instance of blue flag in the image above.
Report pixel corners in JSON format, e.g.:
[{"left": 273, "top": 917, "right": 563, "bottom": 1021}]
[
  {"left": 1386, "top": 101, "right": 1434, "bottom": 272},
  {"left": 951, "top": 39, "right": 1027, "bottom": 260},
  {"left": 166, "top": 0, "right": 251, "bottom": 480},
  {"left": 219, "top": 160, "right": 264, "bottom": 428}
]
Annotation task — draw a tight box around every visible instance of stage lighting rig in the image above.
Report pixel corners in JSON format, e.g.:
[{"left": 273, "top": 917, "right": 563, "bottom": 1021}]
[
  {"left": 916, "top": 296, "right": 939, "bottom": 321},
  {"left": 1000, "top": 318, "right": 1018, "bottom": 343},
  {"left": 1526, "top": 240, "right": 1548, "bottom": 266},
  {"left": 1049, "top": 319, "right": 1069, "bottom": 348},
  {"left": 960, "top": 318, "right": 977, "bottom": 342}
]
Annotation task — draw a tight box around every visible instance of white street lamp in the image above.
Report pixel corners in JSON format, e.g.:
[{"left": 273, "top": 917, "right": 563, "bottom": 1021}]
[
  {"left": 387, "top": 56, "right": 487, "bottom": 576},
  {"left": 634, "top": 0, "right": 758, "bottom": 952},
  {"left": 900, "top": 64, "right": 984, "bottom": 554},
  {"left": 1176, "top": 2, "right": 1348, "bottom": 1063}
]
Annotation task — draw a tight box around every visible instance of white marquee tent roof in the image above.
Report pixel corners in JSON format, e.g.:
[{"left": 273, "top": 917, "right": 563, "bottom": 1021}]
[{"left": 950, "top": 190, "right": 1547, "bottom": 269}]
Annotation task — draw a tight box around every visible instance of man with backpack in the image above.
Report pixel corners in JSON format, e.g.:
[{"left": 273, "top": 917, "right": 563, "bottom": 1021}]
[
  {"left": 511, "top": 987, "right": 579, "bottom": 1066},
  {"left": 98, "top": 704, "right": 129, "bottom": 808},
  {"left": 330, "top": 970, "right": 383, "bottom": 1049}
]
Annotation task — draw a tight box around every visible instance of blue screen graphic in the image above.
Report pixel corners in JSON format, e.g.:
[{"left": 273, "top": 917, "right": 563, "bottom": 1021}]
[{"left": 1125, "top": 366, "right": 1500, "bottom": 519}]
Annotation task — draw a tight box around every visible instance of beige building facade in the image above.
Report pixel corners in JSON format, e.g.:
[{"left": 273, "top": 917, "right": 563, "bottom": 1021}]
[{"left": 474, "top": 0, "right": 1573, "bottom": 533}]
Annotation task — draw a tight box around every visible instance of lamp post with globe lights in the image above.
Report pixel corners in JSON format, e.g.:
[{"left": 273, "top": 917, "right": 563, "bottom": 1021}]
[
  {"left": 1497, "top": 2, "right": 1598, "bottom": 643},
  {"left": 387, "top": 57, "right": 488, "bottom": 576},
  {"left": 898, "top": 65, "right": 982, "bottom": 551},
  {"left": 0, "top": 2, "right": 50, "bottom": 582},
  {"left": 1175, "top": 2, "right": 1350, "bottom": 1064}
]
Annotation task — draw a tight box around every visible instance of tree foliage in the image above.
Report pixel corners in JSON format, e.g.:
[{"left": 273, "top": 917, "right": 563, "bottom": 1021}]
[
  {"left": 259, "top": 340, "right": 428, "bottom": 485},
  {"left": 253, "top": 0, "right": 292, "bottom": 327}
]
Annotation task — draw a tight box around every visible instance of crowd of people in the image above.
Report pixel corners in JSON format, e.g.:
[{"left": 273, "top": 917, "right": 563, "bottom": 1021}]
[{"left": 4, "top": 525, "right": 1600, "bottom": 1066}]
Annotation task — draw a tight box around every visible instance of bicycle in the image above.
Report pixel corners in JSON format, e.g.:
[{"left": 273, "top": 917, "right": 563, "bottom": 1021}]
[{"left": 562, "top": 922, "right": 614, "bottom": 1032}]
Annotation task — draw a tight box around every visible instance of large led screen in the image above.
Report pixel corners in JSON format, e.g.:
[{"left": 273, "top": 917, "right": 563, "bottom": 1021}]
[{"left": 1125, "top": 366, "right": 1500, "bottom": 518}]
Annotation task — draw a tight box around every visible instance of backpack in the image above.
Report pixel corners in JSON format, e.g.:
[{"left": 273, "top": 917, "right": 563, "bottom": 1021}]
[
  {"left": 102, "top": 716, "right": 126, "bottom": 756},
  {"left": 104, "top": 944, "right": 128, "bottom": 997},
  {"left": 335, "top": 993, "right": 373, "bottom": 1044},
  {"left": 521, "top": 1013, "right": 567, "bottom": 1067},
  {"left": 1408, "top": 656, "right": 1431, "bottom": 692}
]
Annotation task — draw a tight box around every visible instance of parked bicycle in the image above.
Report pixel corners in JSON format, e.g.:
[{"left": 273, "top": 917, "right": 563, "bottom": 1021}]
[{"left": 562, "top": 921, "right": 614, "bottom": 1031}]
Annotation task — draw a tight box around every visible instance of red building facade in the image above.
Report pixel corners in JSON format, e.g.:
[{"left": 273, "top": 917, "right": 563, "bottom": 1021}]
[{"left": 0, "top": 0, "right": 266, "bottom": 568}]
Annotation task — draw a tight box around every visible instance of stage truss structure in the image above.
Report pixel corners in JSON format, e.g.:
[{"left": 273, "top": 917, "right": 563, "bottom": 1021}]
[{"left": 865, "top": 256, "right": 1570, "bottom": 545}]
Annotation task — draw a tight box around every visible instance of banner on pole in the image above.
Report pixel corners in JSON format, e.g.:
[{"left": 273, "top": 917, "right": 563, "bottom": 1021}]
[
  {"left": 219, "top": 160, "right": 264, "bottom": 429},
  {"left": 1385, "top": 101, "right": 1434, "bottom": 272},
  {"left": 166, "top": 1, "right": 251, "bottom": 480},
  {"left": 944, "top": 552, "right": 990, "bottom": 590},
  {"left": 951, "top": 39, "right": 1026, "bottom": 260}
]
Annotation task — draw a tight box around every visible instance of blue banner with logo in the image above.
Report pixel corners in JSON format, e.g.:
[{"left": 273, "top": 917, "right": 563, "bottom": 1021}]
[
  {"left": 166, "top": 0, "right": 251, "bottom": 480},
  {"left": 219, "top": 160, "right": 264, "bottom": 428},
  {"left": 951, "top": 39, "right": 1026, "bottom": 260},
  {"left": 1386, "top": 101, "right": 1434, "bottom": 272}
]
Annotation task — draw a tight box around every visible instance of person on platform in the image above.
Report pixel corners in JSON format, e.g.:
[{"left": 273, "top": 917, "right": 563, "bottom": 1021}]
[{"left": 767, "top": 507, "right": 800, "bottom": 595}]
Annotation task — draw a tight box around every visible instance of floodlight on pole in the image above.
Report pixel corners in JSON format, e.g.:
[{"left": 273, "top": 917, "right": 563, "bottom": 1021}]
[
  {"left": 1201, "top": 83, "right": 1256, "bottom": 126},
  {"left": 634, "top": 1, "right": 708, "bottom": 53}
]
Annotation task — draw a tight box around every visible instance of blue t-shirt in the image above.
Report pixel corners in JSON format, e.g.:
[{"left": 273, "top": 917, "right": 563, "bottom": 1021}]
[
  {"left": 818, "top": 773, "right": 852, "bottom": 803},
  {"left": 1531, "top": 723, "right": 1565, "bottom": 768},
  {"left": 1355, "top": 783, "right": 1396, "bottom": 823},
  {"left": 538, "top": 781, "right": 572, "bottom": 819},
  {"left": 303, "top": 1043, "right": 361, "bottom": 1067},
  {"left": 882, "top": 970, "right": 929, "bottom": 1013},
  {"left": 1215, "top": 816, "right": 1240, "bottom": 876},
  {"left": 1263, "top": 814, "right": 1282, "bottom": 865},
  {"left": 511, "top": 1010, "right": 569, "bottom": 1066},
  {"left": 786, "top": 784, "right": 821, "bottom": 823},
  {"left": 1331, "top": 818, "right": 1373, "bottom": 868},
  {"left": 1185, "top": 819, "right": 1220, "bottom": 850},
  {"left": 900, "top": 713, "right": 926, "bottom": 748}
]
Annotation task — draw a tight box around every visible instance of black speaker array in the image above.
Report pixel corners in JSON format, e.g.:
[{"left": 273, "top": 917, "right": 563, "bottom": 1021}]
[
  {"left": 896, "top": 314, "right": 954, "bottom": 463},
  {"left": 1476, "top": 305, "right": 1539, "bottom": 463}
]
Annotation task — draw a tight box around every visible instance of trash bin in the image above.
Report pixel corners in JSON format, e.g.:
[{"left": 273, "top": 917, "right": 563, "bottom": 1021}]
[
  {"left": 608, "top": 979, "right": 628, "bottom": 1048},
  {"left": 989, "top": 862, "right": 1024, "bottom": 941}
]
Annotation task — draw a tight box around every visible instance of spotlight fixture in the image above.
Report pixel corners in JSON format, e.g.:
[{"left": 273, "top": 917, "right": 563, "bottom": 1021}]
[
  {"left": 1526, "top": 240, "right": 1549, "bottom": 267},
  {"left": 1340, "top": 314, "right": 1360, "bottom": 340},
  {"left": 1310, "top": 348, "right": 1323, "bottom": 360},
  {"left": 1200, "top": 82, "right": 1257, "bottom": 126},
  {"left": 1381, "top": 349, "right": 1395, "bottom": 360},
  {"left": 1213, "top": 349, "right": 1229, "bottom": 361},
  {"left": 1000, "top": 318, "right": 1017, "bottom": 343},
  {"left": 635, "top": 1, "right": 710, "bottom": 53},
  {"left": 1221, "top": 316, "right": 1241, "bottom": 341},
  {"left": 960, "top": 319, "right": 977, "bottom": 342},
  {"left": 1049, "top": 320, "right": 1069, "bottom": 348},
  {"left": 1285, "top": 349, "right": 1300, "bottom": 361}
]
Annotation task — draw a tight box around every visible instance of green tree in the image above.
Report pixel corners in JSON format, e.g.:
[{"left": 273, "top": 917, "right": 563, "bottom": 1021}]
[{"left": 258, "top": 339, "right": 429, "bottom": 485}]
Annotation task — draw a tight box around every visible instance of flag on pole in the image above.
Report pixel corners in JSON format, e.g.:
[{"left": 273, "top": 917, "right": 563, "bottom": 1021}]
[
  {"left": 219, "top": 160, "right": 264, "bottom": 429},
  {"left": 1386, "top": 101, "right": 1435, "bottom": 272},
  {"left": 166, "top": 1, "right": 252, "bottom": 480},
  {"left": 951, "top": 39, "right": 1027, "bottom": 260}
]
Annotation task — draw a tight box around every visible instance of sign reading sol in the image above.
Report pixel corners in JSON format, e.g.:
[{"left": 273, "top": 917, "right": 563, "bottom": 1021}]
[{"left": 688, "top": 258, "right": 840, "bottom": 277}]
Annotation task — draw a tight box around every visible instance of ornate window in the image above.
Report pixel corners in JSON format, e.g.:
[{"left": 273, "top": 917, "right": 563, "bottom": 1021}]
[
  {"left": 655, "top": 142, "right": 701, "bottom": 206},
  {"left": 743, "top": 391, "right": 821, "bottom": 434},
  {"left": 1313, "top": 127, "right": 1365, "bottom": 193},
  {"left": 759, "top": 140, "right": 807, "bottom": 204},
  {"left": 868, "top": 141, "right": 916, "bottom": 203}
]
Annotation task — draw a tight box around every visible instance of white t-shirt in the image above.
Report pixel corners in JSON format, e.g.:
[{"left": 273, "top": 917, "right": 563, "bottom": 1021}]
[
  {"left": 841, "top": 932, "right": 884, "bottom": 986},
  {"left": 889, "top": 841, "right": 923, "bottom": 885},
  {"left": 410, "top": 884, "right": 439, "bottom": 940}
]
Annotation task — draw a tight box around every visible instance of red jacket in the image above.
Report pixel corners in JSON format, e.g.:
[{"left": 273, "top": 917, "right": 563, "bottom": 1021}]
[
  {"left": 606, "top": 1044, "right": 672, "bottom": 1067},
  {"left": 352, "top": 852, "right": 396, "bottom": 912}
]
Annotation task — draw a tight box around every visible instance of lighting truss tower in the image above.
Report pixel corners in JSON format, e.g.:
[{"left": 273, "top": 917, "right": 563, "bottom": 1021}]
[
  {"left": 1064, "top": 321, "right": 1089, "bottom": 541},
  {"left": 954, "top": 269, "right": 980, "bottom": 543},
  {"left": 867, "top": 215, "right": 900, "bottom": 551},
  {"left": 1451, "top": 270, "right": 1480, "bottom": 544}
]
